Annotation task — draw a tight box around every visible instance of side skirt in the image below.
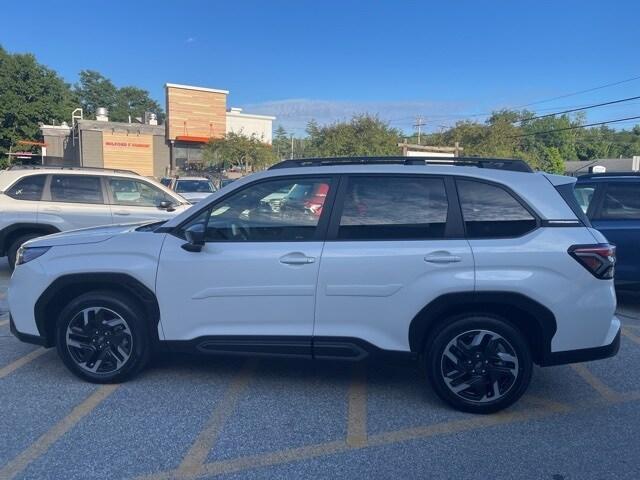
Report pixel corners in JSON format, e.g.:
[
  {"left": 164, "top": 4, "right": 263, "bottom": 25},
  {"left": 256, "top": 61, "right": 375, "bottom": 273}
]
[{"left": 160, "top": 335, "right": 415, "bottom": 363}]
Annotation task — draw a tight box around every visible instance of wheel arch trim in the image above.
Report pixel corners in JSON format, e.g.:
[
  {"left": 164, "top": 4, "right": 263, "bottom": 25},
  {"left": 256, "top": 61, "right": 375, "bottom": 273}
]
[
  {"left": 408, "top": 291, "right": 557, "bottom": 364},
  {"left": 34, "top": 273, "right": 160, "bottom": 348},
  {"left": 0, "top": 223, "right": 60, "bottom": 256}
]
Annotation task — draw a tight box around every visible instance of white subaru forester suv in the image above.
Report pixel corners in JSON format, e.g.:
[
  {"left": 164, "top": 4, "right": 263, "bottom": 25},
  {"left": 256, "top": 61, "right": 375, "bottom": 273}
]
[
  {"left": 0, "top": 166, "right": 190, "bottom": 268},
  {"left": 9, "top": 157, "right": 620, "bottom": 413}
]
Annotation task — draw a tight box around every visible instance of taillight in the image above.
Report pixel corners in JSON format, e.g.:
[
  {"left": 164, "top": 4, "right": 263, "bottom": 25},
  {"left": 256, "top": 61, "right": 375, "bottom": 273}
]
[{"left": 568, "top": 244, "right": 616, "bottom": 279}]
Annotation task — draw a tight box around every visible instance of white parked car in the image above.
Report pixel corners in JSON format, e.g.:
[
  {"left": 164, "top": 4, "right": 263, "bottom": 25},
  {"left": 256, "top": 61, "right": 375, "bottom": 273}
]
[
  {"left": 164, "top": 176, "right": 217, "bottom": 204},
  {"left": 0, "top": 166, "right": 190, "bottom": 268},
  {"left": 9, "top": 157, "right": 620, "bottom": 413}
]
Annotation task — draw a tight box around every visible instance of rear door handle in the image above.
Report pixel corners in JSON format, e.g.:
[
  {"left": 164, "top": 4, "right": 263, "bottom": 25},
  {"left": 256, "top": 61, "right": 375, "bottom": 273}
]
[
  {"left": 424, "top": 252, "right": 462, "bottom": 264},
  {"left": 280, "top": 252, "right": 316, "bottom": 265},
  {"left": 42, "top": 206, "right": 62, "bottom": 213}
]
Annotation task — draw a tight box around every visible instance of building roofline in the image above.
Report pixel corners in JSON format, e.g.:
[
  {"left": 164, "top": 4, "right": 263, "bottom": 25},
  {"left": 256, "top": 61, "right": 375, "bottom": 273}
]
[
  {"left": 165, "top": 83, "right": 229, "bottom": 95},
  {"left": 226, "top": 110, "right": 276, "bottom": 121}
]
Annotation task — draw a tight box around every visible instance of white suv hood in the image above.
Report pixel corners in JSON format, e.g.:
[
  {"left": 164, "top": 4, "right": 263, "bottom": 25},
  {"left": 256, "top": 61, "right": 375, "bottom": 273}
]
[{"left": 24, "top": 222, "right": 153, "bottom": 248}]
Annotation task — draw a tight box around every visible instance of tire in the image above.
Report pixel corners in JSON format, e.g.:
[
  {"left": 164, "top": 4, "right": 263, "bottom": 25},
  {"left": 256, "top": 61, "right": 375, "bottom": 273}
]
[
  {"left": 56, "top": 290, "right": 151, "bottom": 383},
  {"left": 7, "top": 233, "right": 41, "bottom": 271},
  {"left": 424, "top": 315, "right": 533, "bottom": 414}
]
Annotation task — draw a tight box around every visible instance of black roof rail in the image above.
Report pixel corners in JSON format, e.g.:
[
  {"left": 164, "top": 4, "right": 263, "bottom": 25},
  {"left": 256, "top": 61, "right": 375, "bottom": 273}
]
[
  {"left": 8, "top": 165, "right": 140, "bottom": 175},
  {"left": 268, "top": 156, "right": 533, "bottom": 173},
  {"left": 575, "top": 171, "right": 640, "bottom": 179}
]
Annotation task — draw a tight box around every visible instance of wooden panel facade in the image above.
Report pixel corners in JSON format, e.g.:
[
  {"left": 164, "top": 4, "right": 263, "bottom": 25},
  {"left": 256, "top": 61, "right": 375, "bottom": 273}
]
[
  {"left": 166, "top": 85, "right": 227, "bottom": 141},
  {"left": 102, "top": 132, "right": 154, "bottom": 177}
]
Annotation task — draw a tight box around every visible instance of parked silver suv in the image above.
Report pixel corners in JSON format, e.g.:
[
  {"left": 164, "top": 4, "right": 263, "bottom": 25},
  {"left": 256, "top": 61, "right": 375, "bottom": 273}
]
[{"left": 0, "top": 166, "right": 190, "bottom": 268}]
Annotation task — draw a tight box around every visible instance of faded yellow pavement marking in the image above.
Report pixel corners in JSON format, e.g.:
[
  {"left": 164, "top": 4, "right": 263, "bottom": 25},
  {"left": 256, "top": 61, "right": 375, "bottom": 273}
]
[
  {"left": 176, "top": 359, "right": 257, "bottom": 478},
  {"left": 522, "top": 394, "right": 571, "bottom": 413},
  {"left": 622, "top": 327, "right": 640, "bottom": 345},
  {"left": 0, "top": 348, "right": 48, "bottom": 379},
  {"left": 346, "top": 363, "right": 367, "bottom": 447},
  {"left": 198, "top": 402, "right": 557, "bottom": 478},
  {"left": 137, "top": 390, "right": 640, "bottom": 480},
  {"left": 0, "top": 384, "right": 119, "bottom": 480},
  {"left": 0, "top": 318, "right": 9, "bottom": 327},
  {"left": 570, "top": 363, "right": 620, "bottom": 402}
]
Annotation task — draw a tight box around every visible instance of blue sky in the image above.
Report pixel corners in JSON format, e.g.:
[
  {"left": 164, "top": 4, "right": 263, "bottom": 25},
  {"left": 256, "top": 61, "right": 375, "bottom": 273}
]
[{"left": 2, "top": 0, "right": 639, "bottom": 134}]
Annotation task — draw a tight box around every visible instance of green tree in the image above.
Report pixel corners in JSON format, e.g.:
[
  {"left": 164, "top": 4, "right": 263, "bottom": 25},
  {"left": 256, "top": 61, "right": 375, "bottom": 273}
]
[
  {"left": 202, "top": 132, "right": 277, "bottom": 174},
  {"left": 74, "top": 70, "right": 118, "bottom": 119},
  {"left": 112, "top": 86, "right": 164, "bottom": 123},
  {"left": 0, "top": 46, "right": 75, "bottom": 166},
  {"left": 74, "top": 70, "right": 163, "bottom": 123},
  {"left": 304, "top": 115, "right": 400, "bottom": 157},
  {"left": 272, "top": 125, "right": 290, "bottom": 160}
]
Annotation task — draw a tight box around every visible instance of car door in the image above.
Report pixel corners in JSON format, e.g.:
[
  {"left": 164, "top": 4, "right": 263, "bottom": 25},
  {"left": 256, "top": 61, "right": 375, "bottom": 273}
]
[
  {"left": 38, "top": 174, "right": 112, "bottom": 230},
  {"left": 589, "top": 180, "right": 640, "bottom": 286},
  {"left": 314, "top": 174, "right": 474, "bottom": 355},
  {"left": 156, "top": 175, "right": 337, "bottom": 354},
  {"left": 105, "top": 176, "right": 189, "bottom": 223}
]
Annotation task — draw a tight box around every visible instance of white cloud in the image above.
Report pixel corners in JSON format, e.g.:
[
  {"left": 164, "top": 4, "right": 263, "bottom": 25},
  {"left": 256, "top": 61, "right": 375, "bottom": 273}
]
[
  {"left": 239, "top": 98, "right": 473, "bottom": 134},
  {"left": 185, "top": 37, "right": 196, "bottom": 44}
]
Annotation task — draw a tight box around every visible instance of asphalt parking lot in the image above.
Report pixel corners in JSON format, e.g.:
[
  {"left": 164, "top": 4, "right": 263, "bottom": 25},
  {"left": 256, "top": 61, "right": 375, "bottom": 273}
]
[{"left": 1, "top": 262, "right": 639, "bottom": 480}]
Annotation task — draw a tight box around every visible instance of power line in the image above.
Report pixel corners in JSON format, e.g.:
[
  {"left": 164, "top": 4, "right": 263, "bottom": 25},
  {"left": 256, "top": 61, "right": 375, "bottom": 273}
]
[
  {"left": 513, "top": 115, "right": 640, "bottom": 138},
  {"left": 519, "top": 95, "right": 640, "bottom": 122},
  {"left": 512, "top": 74, "right": 640, "bottom": 109}
]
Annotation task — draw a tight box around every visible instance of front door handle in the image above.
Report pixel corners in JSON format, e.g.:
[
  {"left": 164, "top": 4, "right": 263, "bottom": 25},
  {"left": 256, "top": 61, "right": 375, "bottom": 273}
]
[
  {"left": 113, "top": 210, "right": 131, "bottom": 216},
  {"left": 280, "top": 252, "right": 316, "bottom": 265},
  {"left": 424, "top": 252, "right": 462, "bottom": 264}
]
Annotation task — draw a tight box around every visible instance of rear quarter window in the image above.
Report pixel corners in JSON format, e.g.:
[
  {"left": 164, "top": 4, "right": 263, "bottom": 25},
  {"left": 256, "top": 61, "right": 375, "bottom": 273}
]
[
  {"left": 6, "top": 175, "right": 46, "bottom": 201},
  {"left": 457, "top": 179, "right": 537, "bottom": 238}
]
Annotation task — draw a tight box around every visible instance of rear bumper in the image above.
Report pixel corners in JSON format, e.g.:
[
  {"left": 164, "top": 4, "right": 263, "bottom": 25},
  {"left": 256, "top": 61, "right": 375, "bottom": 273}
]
[
  {"left": 9, "top": 315, "right": 48, "bottom": 347},
  {"left": 541, "top": 327, "right": 620, "bottom": 366}
]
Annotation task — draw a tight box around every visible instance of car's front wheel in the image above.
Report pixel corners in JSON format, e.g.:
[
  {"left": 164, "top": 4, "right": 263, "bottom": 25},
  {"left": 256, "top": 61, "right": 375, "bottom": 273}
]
[
  {"left": 56, "top": 291, "right": 151, "bottom": 383},
  {"left": 425, "top": 315, "right": 532, "bottom": 414}
]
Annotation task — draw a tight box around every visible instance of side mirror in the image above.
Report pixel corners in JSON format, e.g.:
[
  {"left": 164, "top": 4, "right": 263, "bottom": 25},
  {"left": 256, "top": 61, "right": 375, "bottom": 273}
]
[
  {"left": 182, "top": 223, "right": 205, "bottom": 252},
  {"left": 159, "top": 200, "right": 175, "bottom": 212}
]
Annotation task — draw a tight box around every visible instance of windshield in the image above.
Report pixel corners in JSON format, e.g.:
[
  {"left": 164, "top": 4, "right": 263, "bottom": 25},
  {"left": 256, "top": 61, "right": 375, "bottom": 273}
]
[{"left": 175, "top": 180, "right": 215, "bottom": 193}]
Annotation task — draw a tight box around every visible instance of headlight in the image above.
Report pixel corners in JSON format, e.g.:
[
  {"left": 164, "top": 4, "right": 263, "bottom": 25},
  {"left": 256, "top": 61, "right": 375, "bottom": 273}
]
[{"left": 16, "top": 246, "right": 51, "bottom": 266}]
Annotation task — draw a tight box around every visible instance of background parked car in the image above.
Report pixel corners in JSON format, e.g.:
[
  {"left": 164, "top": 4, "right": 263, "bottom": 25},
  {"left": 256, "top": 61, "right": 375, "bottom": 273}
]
[
  {"left": 163, "top": 176, "right": 217, "bottom": 204},
  {"left": 574, "top": 172, "right": 640, "bottom": 290},
  {"left": 0, "top": 166, "right": 190, "bottom": 268}
]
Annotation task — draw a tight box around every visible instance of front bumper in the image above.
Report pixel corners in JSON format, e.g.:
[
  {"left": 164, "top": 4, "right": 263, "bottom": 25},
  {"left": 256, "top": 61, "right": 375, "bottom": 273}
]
[
  {"left": 9, "top": 315, "right": 48, "bottom": 347},
  {"left": 541, "top": 327, "right": 621, "bottom": 366}
]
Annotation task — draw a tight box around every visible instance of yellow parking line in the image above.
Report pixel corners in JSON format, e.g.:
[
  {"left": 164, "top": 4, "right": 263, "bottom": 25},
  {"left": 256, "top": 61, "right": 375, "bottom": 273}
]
[
  {"left": 522, "top": 394, "right": 571, "bottom": 413},
  {"left": 346, "top": 363, "right": 367, "bottom": 447},
  {"left": 0, "top": 348, "right": 48, "bottom": 379},
  {"left": 622, "top": 327, "right": 640, "bottom": 345},
  {"left": 570, "top": 363, "right": 620, "bottom": 402},
  {"left": 175, "top": 359, "right": 256, "bottom": 478},
  {"left": 0, "top": 384, "right": 119, "bottom": 480},
  {"left": 198, "top": 403, "right": 558, "bottom": 478},
  {"left": 201, "top": 440, "right": 349, "bottom": 477},
  {"left": 0, "top": 319, "right": 9, "bottom": 327}
]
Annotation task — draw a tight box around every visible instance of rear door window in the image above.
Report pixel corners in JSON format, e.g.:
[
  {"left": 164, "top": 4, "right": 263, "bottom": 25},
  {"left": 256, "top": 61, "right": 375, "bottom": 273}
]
[
  {"left": 457, "top": 179, "right": 537, "bottom": 238},
  {"left": 599, "top": 182, "right": 640, "bottom": 220},
  {"left": 50, "top": 175, "right": 104, "bottom": 204},
  {"left": 337, "top": 176, "right": 448, "bottom": 240},
  {"left": 6, "top": 175, "right": 46, "bottom": 201}
]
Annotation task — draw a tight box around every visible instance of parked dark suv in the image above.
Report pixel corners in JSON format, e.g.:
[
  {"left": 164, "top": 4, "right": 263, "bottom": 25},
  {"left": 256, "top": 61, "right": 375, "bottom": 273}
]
[{"left": 574, "top": 173, "right": 640, "bottom": 290}]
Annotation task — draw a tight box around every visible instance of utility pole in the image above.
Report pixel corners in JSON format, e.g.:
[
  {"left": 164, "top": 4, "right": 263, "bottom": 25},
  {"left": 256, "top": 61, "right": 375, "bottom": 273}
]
[
  {"left": 290, "top": 135, "right": 294, "bottom": 159},
  {"left": 414, "top": 116, "right": 426, "bottom": 145}
]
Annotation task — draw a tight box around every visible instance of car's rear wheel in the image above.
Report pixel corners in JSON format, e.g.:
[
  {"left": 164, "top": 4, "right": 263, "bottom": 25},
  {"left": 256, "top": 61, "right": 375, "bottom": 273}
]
[
  {"left": 425, "top": 315, "right": 532, "bottom": 414},
  {"left": 7, "top": 233, "right": 41, "bottom": 270},
  {"left": 56, "top": 291, "right": 150, "bottom": 383}
]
